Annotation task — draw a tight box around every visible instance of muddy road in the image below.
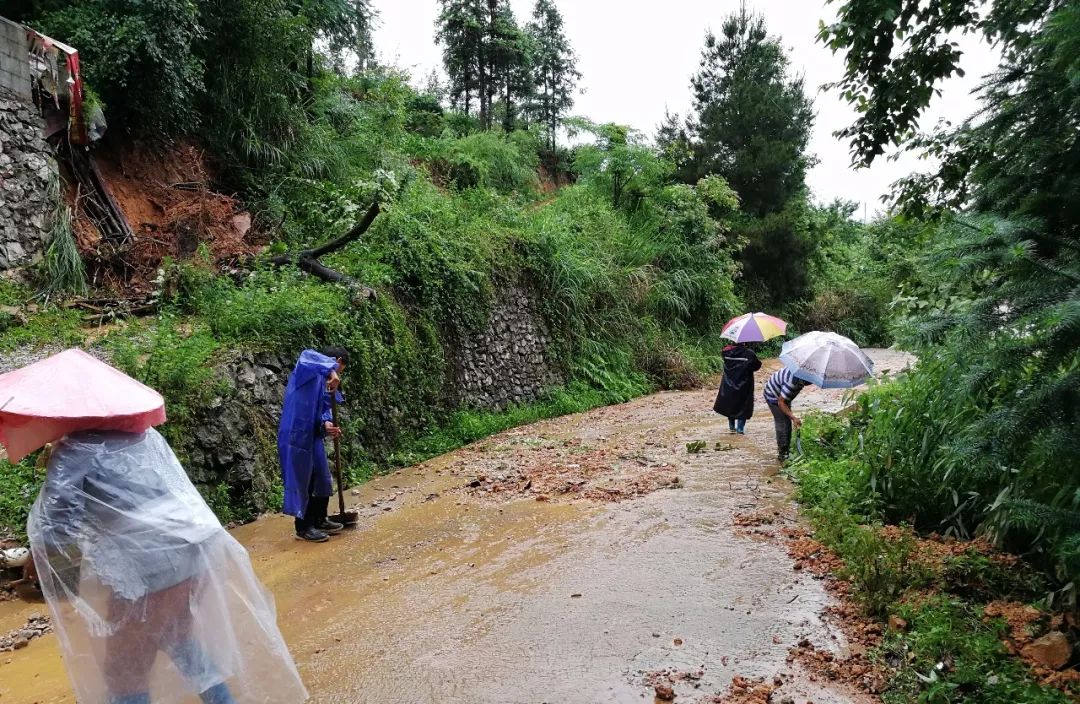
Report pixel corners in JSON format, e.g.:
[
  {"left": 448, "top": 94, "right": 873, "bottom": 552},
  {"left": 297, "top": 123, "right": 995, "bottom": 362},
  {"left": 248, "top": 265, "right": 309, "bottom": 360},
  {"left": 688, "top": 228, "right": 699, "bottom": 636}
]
[{"left": 0, "top": 350, "right": 912, "bottom": 704}]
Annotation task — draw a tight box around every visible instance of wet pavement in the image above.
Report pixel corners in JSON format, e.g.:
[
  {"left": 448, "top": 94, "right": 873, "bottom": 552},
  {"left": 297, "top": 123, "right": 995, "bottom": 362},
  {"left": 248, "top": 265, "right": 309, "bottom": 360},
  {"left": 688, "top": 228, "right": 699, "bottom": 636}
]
[{"left": 0, "top": 350, "right": 912, "bottom": 703}]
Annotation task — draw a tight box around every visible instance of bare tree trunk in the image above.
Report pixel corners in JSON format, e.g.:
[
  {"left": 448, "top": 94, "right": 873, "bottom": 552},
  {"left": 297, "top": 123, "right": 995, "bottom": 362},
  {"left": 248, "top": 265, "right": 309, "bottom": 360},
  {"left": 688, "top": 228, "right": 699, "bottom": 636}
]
[
  {"left": 504, "top": 76, "right": 513, "bottom": 131},
  {"left": 478, "top": 60, "right": 488, "bottom": 127}
]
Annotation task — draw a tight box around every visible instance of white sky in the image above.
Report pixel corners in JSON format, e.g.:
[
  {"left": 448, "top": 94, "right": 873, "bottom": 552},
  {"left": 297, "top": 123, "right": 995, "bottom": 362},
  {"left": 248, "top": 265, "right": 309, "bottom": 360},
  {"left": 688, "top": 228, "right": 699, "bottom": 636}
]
[{"left": 370, "top": 0, "right": 998, "bottom": 219}]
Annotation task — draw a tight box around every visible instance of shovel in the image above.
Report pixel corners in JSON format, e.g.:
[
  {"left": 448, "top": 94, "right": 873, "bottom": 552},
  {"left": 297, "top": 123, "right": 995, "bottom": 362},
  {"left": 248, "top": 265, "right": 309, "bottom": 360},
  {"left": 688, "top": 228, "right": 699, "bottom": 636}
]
[{"left": 328, "top": 394, "right": 358, "bottom": 527}]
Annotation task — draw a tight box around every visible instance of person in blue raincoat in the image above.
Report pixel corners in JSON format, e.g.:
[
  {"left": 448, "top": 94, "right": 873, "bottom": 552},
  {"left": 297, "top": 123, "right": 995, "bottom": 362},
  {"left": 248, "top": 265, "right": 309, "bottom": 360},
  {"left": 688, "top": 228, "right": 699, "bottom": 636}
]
[{"left": 278, "top": 347, "right": 348, "bottom": 542}]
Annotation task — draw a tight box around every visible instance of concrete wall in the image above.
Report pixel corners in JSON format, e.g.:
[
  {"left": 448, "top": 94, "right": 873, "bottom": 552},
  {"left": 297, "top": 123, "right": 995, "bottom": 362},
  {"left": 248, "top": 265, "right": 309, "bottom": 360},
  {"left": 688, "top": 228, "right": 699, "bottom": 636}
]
[{"left": 0, "top": 18, "right": 30, "bottom": 100}]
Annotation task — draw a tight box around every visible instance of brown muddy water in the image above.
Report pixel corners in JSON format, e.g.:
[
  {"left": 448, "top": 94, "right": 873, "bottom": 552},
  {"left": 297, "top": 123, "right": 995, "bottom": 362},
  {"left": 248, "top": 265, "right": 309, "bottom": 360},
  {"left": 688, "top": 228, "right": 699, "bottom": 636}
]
[{"left": 1, "top": 350, "right": 912, "bottom": 704}]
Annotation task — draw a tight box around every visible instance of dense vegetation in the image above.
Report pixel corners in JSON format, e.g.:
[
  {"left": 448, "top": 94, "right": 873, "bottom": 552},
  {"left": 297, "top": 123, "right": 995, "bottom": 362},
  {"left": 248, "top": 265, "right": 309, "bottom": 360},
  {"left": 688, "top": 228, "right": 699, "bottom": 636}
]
[
  {"left": 804, "top": 0, "right": 1080, "bottom": 599},
  {"left": 781, "top": 1, "right": 1080, "bottom": 699}
]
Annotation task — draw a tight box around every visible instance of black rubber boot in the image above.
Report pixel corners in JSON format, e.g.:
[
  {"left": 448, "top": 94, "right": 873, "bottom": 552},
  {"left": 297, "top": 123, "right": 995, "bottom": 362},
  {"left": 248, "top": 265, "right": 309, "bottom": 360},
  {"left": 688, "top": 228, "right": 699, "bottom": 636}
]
[
  {"left": 295, "top": 527, "right": 330, "bottom": 542},
  {"left": 317, "top": 519, "right": 344, "bottom": 535}
]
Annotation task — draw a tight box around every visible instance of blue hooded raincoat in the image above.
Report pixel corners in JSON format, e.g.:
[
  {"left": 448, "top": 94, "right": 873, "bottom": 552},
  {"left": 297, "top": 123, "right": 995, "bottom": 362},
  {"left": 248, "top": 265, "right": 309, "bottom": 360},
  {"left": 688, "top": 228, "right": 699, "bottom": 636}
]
[{"left": 279, "top": 350, "right": 339, "bottom": 518}]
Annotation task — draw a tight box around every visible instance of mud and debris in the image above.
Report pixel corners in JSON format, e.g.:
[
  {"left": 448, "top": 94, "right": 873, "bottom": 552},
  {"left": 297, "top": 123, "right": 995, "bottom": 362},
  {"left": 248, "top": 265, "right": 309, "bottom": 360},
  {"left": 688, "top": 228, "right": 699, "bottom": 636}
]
[
  {"left": 699, "top": 675, "right": 776, "bottom": 703},
  {"left": 454, "top": 436, "right": 681, "bottom": 503},
  {"left": 983, "top": 601, "right": 1080, "bottom": 689},
  {"left": 70, "top": 140, "right": 261, "bottom": 295},
  {"left": 787, "top": 640, "right": 888, "bottom": 695},
  {"left": 644, "top": 668, "right": 709, "bottom": 701},
  {"left": 775, "top": 519, "right": 1080, "bottom": 699},
  {"left": 0, "top": 350, "right": 913, "bottom": 704},
  {"left": 782, "top": 528, "right": 846, "bottom": 579}
]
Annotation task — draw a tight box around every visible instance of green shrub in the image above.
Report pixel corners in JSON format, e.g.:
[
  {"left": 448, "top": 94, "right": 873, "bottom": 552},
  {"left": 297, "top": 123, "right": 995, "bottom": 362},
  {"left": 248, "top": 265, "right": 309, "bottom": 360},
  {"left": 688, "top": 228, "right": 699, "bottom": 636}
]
[
  {"left": 107, "top": 318, "right": 223, "bottom": 448},
  {"left": 794, "top": 287, "right": 889, "bottom": 347},
  {"left": 422, "top": 130, "right": 540, "bottom": 193},
  {"left": 193, "top": 269, "right": 347, "bottom": 349},
  {"left": 938, "top": 550, "right": 1050, "bottom": 604},
  {"left": 810, "top": 505, "right": 928, "bottom": 618},
  {"left": 0, "top": 457, "right": 43, "bottom": 542},
  {"left": 881, "top": 597, "right": 1074, "bottom": 704}
]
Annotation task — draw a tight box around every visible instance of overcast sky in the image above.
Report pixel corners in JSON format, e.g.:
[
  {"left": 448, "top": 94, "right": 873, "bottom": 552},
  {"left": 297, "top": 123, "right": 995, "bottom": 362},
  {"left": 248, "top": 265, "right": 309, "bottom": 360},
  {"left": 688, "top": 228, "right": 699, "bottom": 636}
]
[{"left": 370, "top": 0, "right": 998, "bottom": 219}]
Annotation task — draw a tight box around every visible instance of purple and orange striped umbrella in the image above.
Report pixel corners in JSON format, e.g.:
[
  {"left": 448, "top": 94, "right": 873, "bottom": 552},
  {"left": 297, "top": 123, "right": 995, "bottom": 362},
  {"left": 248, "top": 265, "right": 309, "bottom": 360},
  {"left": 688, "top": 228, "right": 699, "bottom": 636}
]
[{"left": 721, "top": 312, "right": 788, "bottom": 343}]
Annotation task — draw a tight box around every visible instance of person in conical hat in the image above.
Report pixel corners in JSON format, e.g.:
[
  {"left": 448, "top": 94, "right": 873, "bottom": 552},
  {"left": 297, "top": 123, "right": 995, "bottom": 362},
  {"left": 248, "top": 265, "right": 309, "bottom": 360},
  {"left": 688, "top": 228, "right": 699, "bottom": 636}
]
[{"left": 0, "top": 349, "right": 307, "bottom": 704}]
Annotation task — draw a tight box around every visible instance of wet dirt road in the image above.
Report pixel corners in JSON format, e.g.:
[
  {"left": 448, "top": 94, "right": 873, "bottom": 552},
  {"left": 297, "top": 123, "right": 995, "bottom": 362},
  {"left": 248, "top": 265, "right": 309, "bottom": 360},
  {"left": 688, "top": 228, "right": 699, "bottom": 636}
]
[{"left": 1, "top": 350, "right": 912, "bottom": 704}]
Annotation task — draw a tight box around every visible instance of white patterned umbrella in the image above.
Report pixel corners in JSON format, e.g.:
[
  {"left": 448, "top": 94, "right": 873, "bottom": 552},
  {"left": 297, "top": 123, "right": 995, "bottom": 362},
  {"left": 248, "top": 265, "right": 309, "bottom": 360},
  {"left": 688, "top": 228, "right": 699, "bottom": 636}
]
[{"left": 779, "top": 331, "right": 874, "bottom": 389}]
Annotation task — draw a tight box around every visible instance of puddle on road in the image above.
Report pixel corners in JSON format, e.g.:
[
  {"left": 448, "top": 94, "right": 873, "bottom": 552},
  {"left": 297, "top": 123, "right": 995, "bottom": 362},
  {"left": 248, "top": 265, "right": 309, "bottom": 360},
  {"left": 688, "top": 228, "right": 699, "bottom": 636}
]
[{"left": 0, "top": 350, "right": 910, "bottom": 703}]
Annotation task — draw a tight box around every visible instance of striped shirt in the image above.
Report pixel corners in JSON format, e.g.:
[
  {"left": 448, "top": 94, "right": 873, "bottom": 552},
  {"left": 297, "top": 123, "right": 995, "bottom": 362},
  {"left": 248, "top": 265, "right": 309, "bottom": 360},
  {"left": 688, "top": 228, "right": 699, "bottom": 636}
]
[{"left": 763, "top": 367, "right": 807, "bottom": 405}]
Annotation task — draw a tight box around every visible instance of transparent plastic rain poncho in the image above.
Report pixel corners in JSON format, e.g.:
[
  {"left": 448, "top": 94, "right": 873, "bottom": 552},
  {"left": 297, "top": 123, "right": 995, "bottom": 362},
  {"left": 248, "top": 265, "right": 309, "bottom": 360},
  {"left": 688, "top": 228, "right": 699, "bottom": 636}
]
[{"left": 28, "top": 429, "right": 308, "bottom": 704}]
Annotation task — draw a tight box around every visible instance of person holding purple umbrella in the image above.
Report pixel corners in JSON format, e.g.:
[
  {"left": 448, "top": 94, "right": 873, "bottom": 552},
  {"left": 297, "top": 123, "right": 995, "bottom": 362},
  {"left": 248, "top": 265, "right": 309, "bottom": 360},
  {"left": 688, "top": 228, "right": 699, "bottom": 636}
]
[
  {"left": 713, "top": 342, "right": 761, "bottom": 434},
  {"left": 713, "top": 313, "right": 787, "bottom": 435}
]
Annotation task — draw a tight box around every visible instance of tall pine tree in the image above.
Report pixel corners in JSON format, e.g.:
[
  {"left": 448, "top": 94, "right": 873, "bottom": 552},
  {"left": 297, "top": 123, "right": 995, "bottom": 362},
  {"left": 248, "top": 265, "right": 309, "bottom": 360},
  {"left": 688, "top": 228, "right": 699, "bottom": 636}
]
[
  {"left": 527, "top": 0, "right": 579, "bottom": 153},
  {"left": 683, "top": 8, "right": 815, "bottom": 310},
  {"left": 688, "top": 7, "right": 813, "bottom": 216},
  {"left": 487, "top": 2, "right": 531, "bottom": 131},
  {"left": 436, "top": 0, "right": 531, "bottom": 130},
  {"left": 436, "top": 0, "right": 484, "bottom": 116}
]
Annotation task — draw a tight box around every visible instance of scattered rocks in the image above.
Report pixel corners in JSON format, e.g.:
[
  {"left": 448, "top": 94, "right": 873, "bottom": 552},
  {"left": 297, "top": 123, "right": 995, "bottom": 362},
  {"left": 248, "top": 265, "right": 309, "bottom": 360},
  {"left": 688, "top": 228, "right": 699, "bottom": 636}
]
[
  {"left": 732, "top": 509, "right": 790, "bottom": 529},
  {"left": 698, "top": 676, "right": 775, "bottom": 704},
  {"left": 787, "top": 640, "right": 887, "bottom": 695},
  {"left": 1022, "top": 631, "right": 1072, "bottom": 671},
  {"left": 459, "top": 437, "right": 681, "bottom": 505},
  {"left": 0, "top": 614, "right": 51, "bottom": 652},
  {"left": 654, "top": 682, "right": 675, "bottom": 700}
]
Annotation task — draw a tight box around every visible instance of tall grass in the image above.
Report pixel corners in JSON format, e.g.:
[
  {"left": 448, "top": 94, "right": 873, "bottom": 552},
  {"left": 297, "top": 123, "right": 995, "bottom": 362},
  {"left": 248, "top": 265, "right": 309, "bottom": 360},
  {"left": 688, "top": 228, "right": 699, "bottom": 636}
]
[{"left": 41, "top": 177, "right": 87, "bottom": 299}]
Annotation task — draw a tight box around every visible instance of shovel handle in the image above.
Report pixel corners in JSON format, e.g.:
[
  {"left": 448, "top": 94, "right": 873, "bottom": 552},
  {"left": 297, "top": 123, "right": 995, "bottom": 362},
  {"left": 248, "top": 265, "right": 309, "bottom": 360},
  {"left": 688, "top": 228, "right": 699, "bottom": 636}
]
[{"left": 331, "top": 394, "right": 345, "bottom": 516}]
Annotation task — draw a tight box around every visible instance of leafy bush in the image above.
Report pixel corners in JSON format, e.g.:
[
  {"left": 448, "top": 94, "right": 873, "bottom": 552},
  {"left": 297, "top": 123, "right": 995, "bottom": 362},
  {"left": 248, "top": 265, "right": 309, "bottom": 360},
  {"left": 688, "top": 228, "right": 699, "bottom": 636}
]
[
  {"left": 810, "top": 505, "right": 927, "bottom": 617},
  {"left": 34, "top": 0, "right": 203, "bottom": 134},
  {"left": 421, "top": 130, "right": 539, "bottom": 193},
  {"left": 0, "top": 457, "right": 44, "bottom": 542},
  {"left": 107, "top": 318, "right": 223, "bottom": 447},
  {"left": 881, "top": 597, "right": 1073, "bottom": 704},
  {"left": 794, "top": 288, "right": 889, "bottom": 347},
  {"left": 939, "top": 550, "right": 1049, "bottom": 604},
  {"left": 193, "top": 269, "right": 347, "bottom": 349}
]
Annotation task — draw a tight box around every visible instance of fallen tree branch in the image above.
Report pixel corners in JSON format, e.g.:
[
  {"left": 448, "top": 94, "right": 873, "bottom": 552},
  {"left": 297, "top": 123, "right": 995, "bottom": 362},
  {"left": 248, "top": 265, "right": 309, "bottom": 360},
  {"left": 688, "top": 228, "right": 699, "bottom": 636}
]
[
  {"left": 268, "top": 202, "right": 380, "bottom": 299},
  {"left": 307, "top": 202, "right": 381, "bottom": 259}
]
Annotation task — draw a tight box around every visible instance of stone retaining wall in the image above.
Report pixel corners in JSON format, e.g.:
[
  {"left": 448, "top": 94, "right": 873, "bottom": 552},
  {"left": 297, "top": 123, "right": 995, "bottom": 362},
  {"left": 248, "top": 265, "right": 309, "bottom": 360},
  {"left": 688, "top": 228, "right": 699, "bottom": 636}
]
[
  {"left": 451, "top": 283, "right": 562, "bottom": 409},
  {"left": 0, "top": 88, "right": 55, "bottom": 270},
  {"left": 177, "top": 284, "right": 561, "bottom": 507},
  {"left": 0, "top": 284, "right": 562, "bottom": 511}
]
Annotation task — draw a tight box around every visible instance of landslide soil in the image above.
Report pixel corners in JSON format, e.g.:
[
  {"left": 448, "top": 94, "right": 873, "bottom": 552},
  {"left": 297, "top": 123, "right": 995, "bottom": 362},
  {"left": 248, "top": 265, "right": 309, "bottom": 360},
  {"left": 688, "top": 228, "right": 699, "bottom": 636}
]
[
  {"left": 69, "top": 139, "right": 260, "bottom": 296},
  {"left": 0, "top": 351, "right": 913, "bottom": 704}
]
